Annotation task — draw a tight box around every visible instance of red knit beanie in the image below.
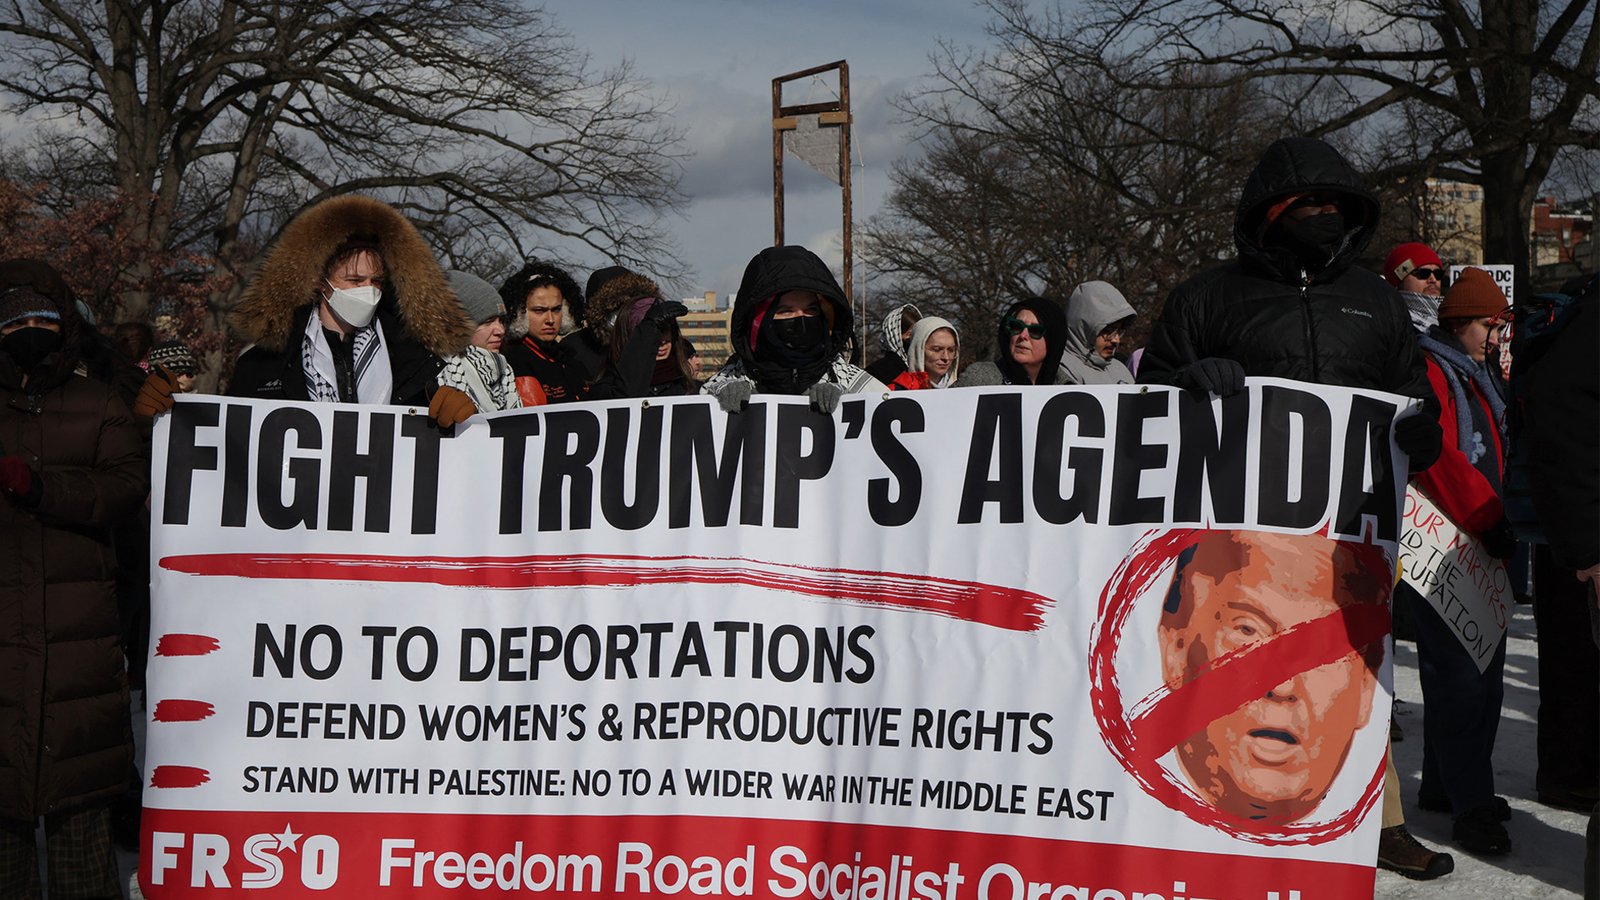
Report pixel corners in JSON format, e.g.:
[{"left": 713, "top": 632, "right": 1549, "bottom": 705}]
[{"left": 1382, "top": 242, "right": 1442, "bottom": 287}]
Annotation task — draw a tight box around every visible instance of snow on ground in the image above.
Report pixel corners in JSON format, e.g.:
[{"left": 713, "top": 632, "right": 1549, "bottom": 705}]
[
  {"left": 1378, "top": 606, "right": 1590, "bottom": 898},
  {"left": 115, "top": 608, "right": 1589, "bottom": 899}
]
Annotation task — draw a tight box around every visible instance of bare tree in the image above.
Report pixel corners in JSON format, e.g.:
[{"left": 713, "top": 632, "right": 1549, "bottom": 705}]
[
  {"left": 1021, "top": 0, "right": 1600, "bottom": 294},
  {"left": 0, "top": 0, "right": 686, "bottom": 328},
  {"left": 863, "top": 15, "right": 1280, "bottom": 358}
]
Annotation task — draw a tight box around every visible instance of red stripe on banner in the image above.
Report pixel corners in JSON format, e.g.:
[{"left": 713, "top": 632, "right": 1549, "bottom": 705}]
[
  {"left": 152, "top": 699, "right": 216, "bottom": 723},
  {"left": 1131, "top": 603, "right": 1390, "bottom": 760},
  {"left": 154, "top": 634, "right": 221, "bottom": 656},
  {"left": 138, "top": 809, "right": 1375, "bottom": 898},
  {"left": 159, "top": 553, "right": 1053, "bottom": 632},
  {"left": 150, "top": 766, "right": 211, "bottom": 789}
]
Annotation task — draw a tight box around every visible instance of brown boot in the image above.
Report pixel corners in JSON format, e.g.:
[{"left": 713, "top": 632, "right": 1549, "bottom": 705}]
[{"left": 1378, "top": 825, "right": 1455, "bottom": 880}]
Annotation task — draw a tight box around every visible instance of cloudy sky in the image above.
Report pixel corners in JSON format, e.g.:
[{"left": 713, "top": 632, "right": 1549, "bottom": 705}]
[{"left": 555, "top": 0, "right": 996, "bottom": 302}]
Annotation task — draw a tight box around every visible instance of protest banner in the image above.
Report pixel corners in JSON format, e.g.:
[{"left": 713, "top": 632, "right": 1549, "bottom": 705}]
[
  {"left": 1398, "top": 487, "right": 1511, "bottom": 672},
  {"left": 142, "top": 379, "right": 1412, "bottom": 899}
]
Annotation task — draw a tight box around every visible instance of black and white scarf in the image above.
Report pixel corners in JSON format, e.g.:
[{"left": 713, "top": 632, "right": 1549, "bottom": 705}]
[{"left": 302, "top": 313, "right": 393, "bottom": 404}]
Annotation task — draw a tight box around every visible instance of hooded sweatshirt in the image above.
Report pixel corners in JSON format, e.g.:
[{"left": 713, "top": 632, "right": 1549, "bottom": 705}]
[
  {"left": 1059, "top": 281, "right": 1136, "bottom": 385},
  {"left": 701, "top": 246, "right": 885, "bottom": 398}
]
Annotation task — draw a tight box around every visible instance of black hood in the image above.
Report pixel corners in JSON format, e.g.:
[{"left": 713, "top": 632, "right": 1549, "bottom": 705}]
[
  {"left": 729, "top": 245, "right": 853, "bottom": 369},
  {"left": 0, "top": 258, "right": 86, "bottom": 390},
  {"left": 1234, "top": 137, "right": 1380, "bottom": 282}
]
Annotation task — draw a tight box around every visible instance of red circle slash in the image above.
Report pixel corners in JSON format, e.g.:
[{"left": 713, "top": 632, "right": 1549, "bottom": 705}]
[{"left": 1089, "top": 528, "right": 1390, "bottom": 845}]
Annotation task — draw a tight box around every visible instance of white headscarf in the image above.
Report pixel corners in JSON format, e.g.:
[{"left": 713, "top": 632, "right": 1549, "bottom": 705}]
[{"left": 905, "top": 316, "right": 961, "bottom": 388}]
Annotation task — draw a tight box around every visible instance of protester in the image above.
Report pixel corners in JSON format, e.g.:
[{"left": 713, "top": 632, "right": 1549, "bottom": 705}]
[
  {"left": 500, "top": 260, "right": 592, "bottom": 406},
  {"left": 1408, "top": 265, "right": 1516, "bottom": 856},
  {"left": 220, "top": 195, "right": 475, "bottom": 425},
  {"left": 0, "top": 262, "right": 148, "bottom": 899},
  {"left": 953, "top": 297, "right": 1069, "bottom": 387},
  {"left": 1518, "top": 274, "right": 1599, "bottom": 896},
  {"left": 701, "top": 245, "right": 885, "bottom": 413},
  {"left": 865, "top": 303, "right": 921, "bottom": 384},
  {"left": 888, "top": 317, "right": 960, "bottom": 390},
  {"left": 1135, "top": 136, "right": 1449, "bottom": 880},
  {"left": 569, "top": 265, "right": 628, "bottom": 380},
  {"left": 1383, "top": 242, "right": 1447, "bottom": 332},
  {"left": 147, "top": 340, "right": 197, "bottom": 393},
  {"left": 584, "top": 269, "right": 695, "bottom": 399},
  {"left": 1058, "top": 281, "right": 1136, "bottom": 385},
  {"left": 113, "top": 321, "right": 154, "bottom": 372},
  {"left": 436, "top": 270, "right": 521, "bottom": 415}
]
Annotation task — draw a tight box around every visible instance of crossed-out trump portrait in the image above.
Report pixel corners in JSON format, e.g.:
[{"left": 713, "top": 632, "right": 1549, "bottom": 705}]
[{"left": 1092, "top": 527, "right": 1392, "bottom": 840}]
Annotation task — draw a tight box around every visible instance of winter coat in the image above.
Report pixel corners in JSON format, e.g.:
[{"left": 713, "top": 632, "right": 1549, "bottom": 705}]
[
  {"left": 701, "top": 246, "right": 885, "bottom": 398},
  {"left": 1413, "top": 332, "right": 1506, "bottom": 536},
  {"left": 502, "top": 336, "right": 591, "bottom": 406},
  {"left": 1059, "top": 282, "right": 1136, "bottom": 385},
  {"left": 227, "top": 195, "right": 472, "bottom": 406},
  {"left": 0, "top": 261, "right": 147, "bottom": 821},
  {"left": 1522, "top": 287, "right": 1599, "bottom": 571},
  {"left": 953, "top": 297, "right": 1070, "bottom": 387},
  {"left": 1138, "top": 138, "right": 1432, "bottom": 404},
  {"left": 865, "top": 303, "right": 920, "bottom": 384}
]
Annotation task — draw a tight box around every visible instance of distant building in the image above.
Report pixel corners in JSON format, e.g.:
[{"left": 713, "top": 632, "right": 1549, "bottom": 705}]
[
  {"left": 679, "top": 291, "right": 733, "bottom": 366},
  {"left": 1530, "top": 196, "right": 1594, "bottom": 267},
  {"left": 1424, "top": 179, "right": 1484, "bottom": 265}
]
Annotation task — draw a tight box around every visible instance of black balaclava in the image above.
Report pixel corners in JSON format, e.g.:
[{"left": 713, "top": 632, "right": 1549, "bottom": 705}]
[
  {"left": 754, "top": 300, "right": 833, "bottom": 393},
  {"left": 2, "top": 326, "right": 64, "bottom": 374},
  {"left": 1275, "top": 211, "right": 1349, "bottom": 271}
]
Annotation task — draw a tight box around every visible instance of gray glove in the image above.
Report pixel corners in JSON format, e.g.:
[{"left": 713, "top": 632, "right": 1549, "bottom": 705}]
[
  {"left": 711, "top": 380, "right": 753, "bottom": 414},
  {"left": 807, "top": 381, "right": 845, "bottom": 415}
]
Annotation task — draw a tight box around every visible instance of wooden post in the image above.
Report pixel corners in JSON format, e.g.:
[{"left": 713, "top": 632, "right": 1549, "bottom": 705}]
[{"left": 772, "top": 77, "right": 785, "bottom": 247}]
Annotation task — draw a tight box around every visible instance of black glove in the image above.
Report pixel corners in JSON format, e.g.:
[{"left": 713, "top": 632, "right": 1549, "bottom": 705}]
[
  {"left": 644, "top": 300, "right": 689, "bottom": 327},
  {"left": 1481, "top": 517, "right": 1517, "bottom": 561},
  {"left": 1393, "top": 413, "right": 1443, "bottom": 474},
  {"left": 1171, "top": 358, "right": 1246, "bottom": 397}
]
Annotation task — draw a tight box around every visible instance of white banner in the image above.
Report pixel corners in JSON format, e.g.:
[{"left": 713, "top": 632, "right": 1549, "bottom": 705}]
[
  {"left": 142, "top": 381, "right": 1413, "bottom": 899},
  {"left": 1398, "top": 487, "right": 1511, "bottom": 671}
]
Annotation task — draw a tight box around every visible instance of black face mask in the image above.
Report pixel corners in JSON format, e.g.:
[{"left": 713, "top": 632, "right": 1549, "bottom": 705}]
[
  {"left": 766, "top": 314, "right": 828, "bottom": 353},
  {"left": 1, "top": 326, "right": 64, "bottom": 373},
  {"left": 1276, "top": 212, "right": 1348, "bottom": 268}
]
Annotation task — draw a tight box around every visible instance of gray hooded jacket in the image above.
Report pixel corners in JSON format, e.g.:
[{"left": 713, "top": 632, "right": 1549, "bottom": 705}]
[{"left": 1058, "top": 281, "right": 1136, "bottom": 385}]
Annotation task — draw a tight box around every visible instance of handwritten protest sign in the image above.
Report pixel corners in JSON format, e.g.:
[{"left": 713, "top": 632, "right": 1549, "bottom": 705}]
[
  {"left": 1398, "top": 487, "right": 1511, "bottom": 671},
  {"left": 142, "top": 381, "right": 1410, "bottom": 899}
]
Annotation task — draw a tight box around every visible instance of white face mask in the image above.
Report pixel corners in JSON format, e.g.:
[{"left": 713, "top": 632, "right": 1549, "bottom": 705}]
[{"left": 325, "top": 283, "right": 382, "bottom": 329}]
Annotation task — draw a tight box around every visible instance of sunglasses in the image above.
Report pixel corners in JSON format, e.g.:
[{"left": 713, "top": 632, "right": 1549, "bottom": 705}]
[
  {"left": 1004, "top": 317, "right": 1046, "bottom": 339},
  {"left": 1410, "top": 267, "right": 1445, "bottom": 281}
]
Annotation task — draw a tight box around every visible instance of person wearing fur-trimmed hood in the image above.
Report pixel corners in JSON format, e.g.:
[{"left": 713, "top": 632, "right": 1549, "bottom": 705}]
[
  {"left": 702, "top": 246, "right": 885, "bottom": 414},
  {"left": 583, "top": 269, "right": 695, "bottom": 399},
  {"left": 222, "top": 195, "right": 475, "bottom": 422}
]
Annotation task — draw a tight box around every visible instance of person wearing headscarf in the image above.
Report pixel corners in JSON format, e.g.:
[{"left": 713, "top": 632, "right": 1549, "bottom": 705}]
[
  {"left": 218, "top": 195, "right": 475, "bottom": 425},
  {"left": 1058, "top": 281, "right": 1136, "bottom": 385},
  {"left": 584, "top": 269, "right": 694, "bottom": 399},
  {"left": 0, "top": 260, "right": 147, "bottom": 899},
  {"left": 865, "top": 303, "right": 922, "bottom": 384},
  {"left": 953, "top": 297, "right": 1070, "bottom": 387},
  {"left": 888, "top": 317, "right": 960, "bottom": 390},
  {"left": 436, "top": 270, "right": 522, "bottom": 414},
  {"left": 702, "top": 246, "right": 884, "bottom": 413}
]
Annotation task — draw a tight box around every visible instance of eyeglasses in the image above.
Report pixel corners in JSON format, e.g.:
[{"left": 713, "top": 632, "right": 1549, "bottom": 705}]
[
  {"left": 1004, "top": 317, "right": 1046, "bottom": 339},
  {"left": 1410, "top": 268, "right": 1444, "bottom": 281}
]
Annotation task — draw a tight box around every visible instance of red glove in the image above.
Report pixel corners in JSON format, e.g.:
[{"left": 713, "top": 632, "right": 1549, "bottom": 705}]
[{"left": 0, "top": 455, "right": 37, "bottom": 497}]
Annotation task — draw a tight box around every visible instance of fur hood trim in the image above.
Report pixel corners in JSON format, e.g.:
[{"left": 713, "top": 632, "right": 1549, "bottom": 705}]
[
  {"left": 585, "top": 271, "right": 664, "bottom": 328},
  {"left": 231, "top": 195, "right": 471, "bottom": 356}
]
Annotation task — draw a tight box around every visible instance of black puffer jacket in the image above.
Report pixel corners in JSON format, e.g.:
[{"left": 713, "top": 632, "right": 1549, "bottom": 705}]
[{"left": 1138, "top": 138, "right": 1431, "bottom": 401}]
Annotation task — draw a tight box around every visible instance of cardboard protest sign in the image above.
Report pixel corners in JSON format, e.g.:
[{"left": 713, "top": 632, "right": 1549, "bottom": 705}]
[
  {"left": 1398, "top": 487, "right": 1511, "bottom": 672},
  {"left": 142, "top": 381, "right": 1410, "bottom": 899}
]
